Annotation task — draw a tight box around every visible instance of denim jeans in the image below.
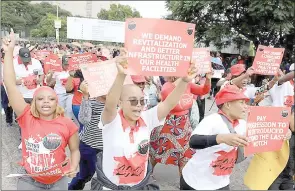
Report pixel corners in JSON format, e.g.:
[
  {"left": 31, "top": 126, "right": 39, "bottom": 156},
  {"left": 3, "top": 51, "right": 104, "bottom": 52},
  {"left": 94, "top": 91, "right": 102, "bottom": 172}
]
[
  {"left": 68, "top": 141, "right": 101, "bottom": 190},
  {"left": 72, "top": 104, "right": 83, "bottom": 133},
  {"left": 17, "top": 176, "right": 69, "bottom": 190}
]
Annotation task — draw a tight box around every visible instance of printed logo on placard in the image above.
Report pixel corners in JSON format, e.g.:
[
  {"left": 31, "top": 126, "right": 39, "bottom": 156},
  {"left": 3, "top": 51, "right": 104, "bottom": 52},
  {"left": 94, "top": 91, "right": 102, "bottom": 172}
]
[
  {"left": 42, "top": 133, "right": 62, "bottom": 151},
  {"left": 187, "top": 26, "right": 193, "bottom": 35},
  {"left": 138, "top": 140, "right": 149, "bottom": 155},
  {"left": 281, "top": 110, "right": 289, "bottom": 118},
  {"left": 128, "top": 21, "right": 136, "bottom": 30}
]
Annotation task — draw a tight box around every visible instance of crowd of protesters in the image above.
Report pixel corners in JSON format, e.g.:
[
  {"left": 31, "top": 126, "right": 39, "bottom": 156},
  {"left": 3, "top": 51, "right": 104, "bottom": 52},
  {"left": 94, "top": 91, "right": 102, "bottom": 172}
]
[{"left": 1, "top": 28, "right": 294, "bottom": 191}]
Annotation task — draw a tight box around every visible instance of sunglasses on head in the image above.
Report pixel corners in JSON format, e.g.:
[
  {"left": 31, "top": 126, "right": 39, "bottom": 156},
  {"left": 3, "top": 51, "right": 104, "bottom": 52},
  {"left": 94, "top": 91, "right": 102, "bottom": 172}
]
[{"left": 125, "top": 98, "right": 146, "bottom": 106}]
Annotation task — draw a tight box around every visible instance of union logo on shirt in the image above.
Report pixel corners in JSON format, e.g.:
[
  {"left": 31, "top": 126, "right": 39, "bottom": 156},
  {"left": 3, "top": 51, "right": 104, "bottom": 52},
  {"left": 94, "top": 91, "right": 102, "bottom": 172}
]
[
  {"left": 284, "top": 95, "right": 294, "bottom": 107},
  {"left": 210, "top": 148, "right": 237, "bottom": 176}
]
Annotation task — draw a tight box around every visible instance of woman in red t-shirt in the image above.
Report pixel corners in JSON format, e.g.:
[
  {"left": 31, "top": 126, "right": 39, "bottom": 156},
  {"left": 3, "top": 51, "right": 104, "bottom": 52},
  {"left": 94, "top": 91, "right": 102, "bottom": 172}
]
[
  {"left": 149, "top": 73, "right": 212, "bottom": 176},
  {"left": 2, "top": 30, "right": 80, "bottom": 190}
]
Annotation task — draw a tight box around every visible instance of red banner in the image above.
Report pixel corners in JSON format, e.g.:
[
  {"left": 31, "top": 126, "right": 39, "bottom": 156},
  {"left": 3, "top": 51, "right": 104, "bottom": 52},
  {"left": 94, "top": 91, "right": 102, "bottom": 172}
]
[
  {"left": 68, "top": 53, "right": 98, "bottom": 71},
  {"left": 32, "top": 50, "right": 52, "bottom": 62},
  {"left": 81, "top": 60, "right": 133, "bottom": 98},
  {"left": 125, "top": 18, "right": 195, "bottom": 77},
  {"left": 43, "top": 54, "right": 62, "bottom": 74},
  {"left": 192, "top": 48, "right": 212, "bottom": 74},
  {"left": 252, "top": 45, "right": 285, "bottom": 75},
  {"left": 244, "top": 106, "right": 291, "bottom": 156}
]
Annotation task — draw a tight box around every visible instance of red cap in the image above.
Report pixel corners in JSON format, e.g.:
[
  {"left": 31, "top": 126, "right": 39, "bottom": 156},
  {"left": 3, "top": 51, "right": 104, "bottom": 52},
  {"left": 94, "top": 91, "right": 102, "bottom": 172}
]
[
  {"left": 215, "top": 85, "right": 249, "bottom": 105},
  {"left": 131, "top": 75, "right": 146, "bottom": 83},
  {"left": 230, "top": 64, "right": 246, "bottom": 76}
]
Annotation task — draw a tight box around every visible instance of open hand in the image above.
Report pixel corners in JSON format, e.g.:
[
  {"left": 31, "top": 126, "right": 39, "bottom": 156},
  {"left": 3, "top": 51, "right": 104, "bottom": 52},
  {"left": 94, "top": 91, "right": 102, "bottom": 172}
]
[
  {"left": 80, "top": 81, "right": 89, "bottom": 95},
  {"left": 1, "top": 28, "right": 15, "bottom": 52},
  {"left": 283, "top": 129, "right": 292, "bottom": 141},
  {"left": 217, "top": 133, "right": 249, "bottom": 147},
  {"left": 63, "top": 167, "right": 78, "bottom": 178},
  {"left": 182, "top": 60, "right": 198, "bottom": 83}
]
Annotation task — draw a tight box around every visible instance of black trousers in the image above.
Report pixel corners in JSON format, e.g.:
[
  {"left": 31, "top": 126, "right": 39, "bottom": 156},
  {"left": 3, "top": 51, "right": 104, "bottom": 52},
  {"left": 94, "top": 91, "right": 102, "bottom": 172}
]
[
  {"left": 268, "top": 176, "right": 294, "bottom": 190},
  {"left": 196, "top": 97, "right": 205, "bottom": 122},
  {"left": 180, "top": 176, "right": 230, "bottom": 190}
]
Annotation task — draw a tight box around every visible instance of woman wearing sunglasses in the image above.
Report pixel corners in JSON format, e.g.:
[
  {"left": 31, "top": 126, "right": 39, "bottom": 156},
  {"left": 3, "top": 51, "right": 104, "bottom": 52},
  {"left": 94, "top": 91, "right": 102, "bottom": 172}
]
[
  {"left": 149, "top": 72, "right": 211, "bottom": 178},
  {"left": 95, "top": 49, "right": 198, "bottom": 190}
]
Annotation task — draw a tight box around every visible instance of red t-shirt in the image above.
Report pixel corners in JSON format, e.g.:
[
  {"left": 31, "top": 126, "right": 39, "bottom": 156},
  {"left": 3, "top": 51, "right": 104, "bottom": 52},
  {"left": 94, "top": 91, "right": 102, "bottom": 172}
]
[
  {"left": 17, "top": 105, "right": 78, "bottom": 184},
  {"left": 72, "top": 78, "right": 83, "bottom": 106},
  {"left": 161, "top": 82, "right": 210, "bottom": 115}
]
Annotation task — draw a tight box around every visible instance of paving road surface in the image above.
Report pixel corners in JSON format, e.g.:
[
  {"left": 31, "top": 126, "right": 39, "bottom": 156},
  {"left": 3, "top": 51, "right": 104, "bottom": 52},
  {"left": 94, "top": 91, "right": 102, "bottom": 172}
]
[{"left": 1, "top": 98, "right": 250, "bottom": 190}]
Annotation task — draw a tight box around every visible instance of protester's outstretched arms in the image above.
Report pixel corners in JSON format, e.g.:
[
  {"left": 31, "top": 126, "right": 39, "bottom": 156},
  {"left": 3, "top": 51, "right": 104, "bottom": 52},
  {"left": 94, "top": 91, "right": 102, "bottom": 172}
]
[
  {"left": 190, "top": 133, "right": 248, "bottom": 149},
  {"left": 157, "top": 62, "right": 198, "bottom": 121},
  {"left": 231, "top": 67, "right": 254, "bottom": 86},
  {"left": 2, "top": 29, "right": 27, "bottom": 116},
  {"left": 278, "top": 71, "right": 294, "bottom": 85},
  {"left": 101, "top": 49, "right": 127, "bottom": 125},
  {"left": 190, "top": 72, "right": 212, "bottom": 95}
]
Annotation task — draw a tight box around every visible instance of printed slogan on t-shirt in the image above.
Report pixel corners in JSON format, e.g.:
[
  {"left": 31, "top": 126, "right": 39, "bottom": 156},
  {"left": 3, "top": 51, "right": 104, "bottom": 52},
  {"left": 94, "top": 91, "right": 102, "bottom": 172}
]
[
  {"left": 125, "top": 18, "right": 195, "bottom": 76},
  {"left": 252, "top": 45, "right": 285, "bottom": 75},
  {"left": 244, "top": 106, "right": 290, "bottom": 156}
]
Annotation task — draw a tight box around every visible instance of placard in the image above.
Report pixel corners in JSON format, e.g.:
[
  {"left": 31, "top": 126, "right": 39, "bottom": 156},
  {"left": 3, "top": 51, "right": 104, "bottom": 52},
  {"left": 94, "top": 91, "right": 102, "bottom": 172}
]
[
  {"left": 67, "top": 17, "right": 125, "bottom": 43},
  {"left": 43, "top": 54, "right": 62, "bottom": 74},
  {"left": 192, "top": 48, "right": 212, "bottom": 74},
  {"left": 33, "top": 50, "right": 51, "bottom": 61},
  {"left": 125, "top": 18, "right": 195, "bottom": 77},
  {"left": 80, "top": 60, "right": 133, "bottom": 98},
  {"left": 244, "top": 106, "right": 290, "bottom": 156},
  {"left": 68, "top": 53, "right": 98, "bottom": 71},
  {"left": 252, "top": 45, "right": 285, "bottom": 75}
]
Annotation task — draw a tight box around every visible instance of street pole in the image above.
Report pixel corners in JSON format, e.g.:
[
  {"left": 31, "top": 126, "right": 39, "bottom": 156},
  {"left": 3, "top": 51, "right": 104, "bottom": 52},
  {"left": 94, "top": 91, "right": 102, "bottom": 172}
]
[{"left": 56, "top": 2, "right": 60, "bottom": 44}]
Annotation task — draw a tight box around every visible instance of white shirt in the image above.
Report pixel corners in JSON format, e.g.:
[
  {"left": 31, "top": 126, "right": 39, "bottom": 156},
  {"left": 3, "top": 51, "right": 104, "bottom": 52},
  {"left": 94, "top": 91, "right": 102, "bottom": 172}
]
[
  {"left": 13, "top": 58, "right": 44, "bottom": 99},
  {"left": 182, "top": 113, "right": 246, "bottom": 190},
  {"left": 269, "top": 81, "right": 294, "bottom": 107},
  {"left": 52, "top": 71, "right": 70, "bottom": 95},
  {"left": 221, "top": 81, "right": 258, "bottom": 99},
  {"left": 99, "top": 106, "right": 164, "bottom": 186}
]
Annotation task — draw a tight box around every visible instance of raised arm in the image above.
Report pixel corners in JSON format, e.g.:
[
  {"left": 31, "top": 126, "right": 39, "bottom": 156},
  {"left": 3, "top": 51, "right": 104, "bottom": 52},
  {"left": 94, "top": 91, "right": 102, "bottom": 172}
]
[
  {"left": 2, "top": 29, "right": 27, "bottom": 116},
  {"left": 278, "top": 71, "right": 294, "bottom": 85},
  {"left": 78, "top": 81, "right": 92, "bottom": 125},
  {"left": 231, "top": 67, "right": 254, "bottom": 86},
  {"left": 190, "top": 73, "right": 212, "bottom": 95},
  {"left": 157, "top": 62, "right": 198, "bottom": 121},
  {"left": 101, "top": 50, "right": 127, "bottom": 125}
]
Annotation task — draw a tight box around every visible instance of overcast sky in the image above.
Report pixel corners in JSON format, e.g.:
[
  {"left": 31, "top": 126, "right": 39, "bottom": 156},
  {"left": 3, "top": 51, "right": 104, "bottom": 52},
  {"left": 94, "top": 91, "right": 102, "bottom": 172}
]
[{"left": 119, "top": 1, "right": 170, "bottom": 19}]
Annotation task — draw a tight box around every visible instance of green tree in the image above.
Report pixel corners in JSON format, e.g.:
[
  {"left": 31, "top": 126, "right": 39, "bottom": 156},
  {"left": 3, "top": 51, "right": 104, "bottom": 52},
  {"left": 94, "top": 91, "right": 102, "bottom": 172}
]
[
  {"left": 30, "top": 13, "right": 67, "bottom": 39},
  {"left": 166, "top": 0, "right": 295, "bottom": 52},
  {"left": 97, "top": 4, "right": 141, "bottom": 21},
  {"left": 1, "top": 1, "right": 71, "bottom": 36},
  {"left": 1, "top": 1, "right": 31, "bottom": 32}
]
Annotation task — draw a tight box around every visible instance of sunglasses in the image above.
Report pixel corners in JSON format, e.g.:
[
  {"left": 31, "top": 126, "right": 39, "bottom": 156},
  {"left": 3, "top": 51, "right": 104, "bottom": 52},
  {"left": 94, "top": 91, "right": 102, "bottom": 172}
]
[{"left": 125, "top": 99, "right": 146, "bottom": 106}]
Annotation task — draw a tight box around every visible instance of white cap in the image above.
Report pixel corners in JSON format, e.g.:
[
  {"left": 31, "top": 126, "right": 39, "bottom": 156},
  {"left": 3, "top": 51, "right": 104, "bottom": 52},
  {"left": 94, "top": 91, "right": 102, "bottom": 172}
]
[{"left": 290, "top": 63, "right": 294, "bottom": 71}]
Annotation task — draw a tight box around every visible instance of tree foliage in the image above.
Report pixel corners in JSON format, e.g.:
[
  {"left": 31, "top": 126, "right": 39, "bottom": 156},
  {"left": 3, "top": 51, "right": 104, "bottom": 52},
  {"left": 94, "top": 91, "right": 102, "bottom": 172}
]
[
  {"left": 97, "top": 4, "right": 141, "bottom": 21},
  {"left": 1, "top": 1, "right": 71, "bottom": 37},
  {"left": 165, "top": 0, "right": 295, "bottom": 52},
  {"left": 30, "top": 13, "right": 68, "bottom": 39}
]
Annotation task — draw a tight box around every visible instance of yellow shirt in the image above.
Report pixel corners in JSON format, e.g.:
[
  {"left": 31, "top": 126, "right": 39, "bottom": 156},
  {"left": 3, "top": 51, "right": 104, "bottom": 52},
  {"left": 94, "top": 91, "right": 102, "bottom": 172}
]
[{"left": 244, "top": 141, "right": 290, "bottom": 190}]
